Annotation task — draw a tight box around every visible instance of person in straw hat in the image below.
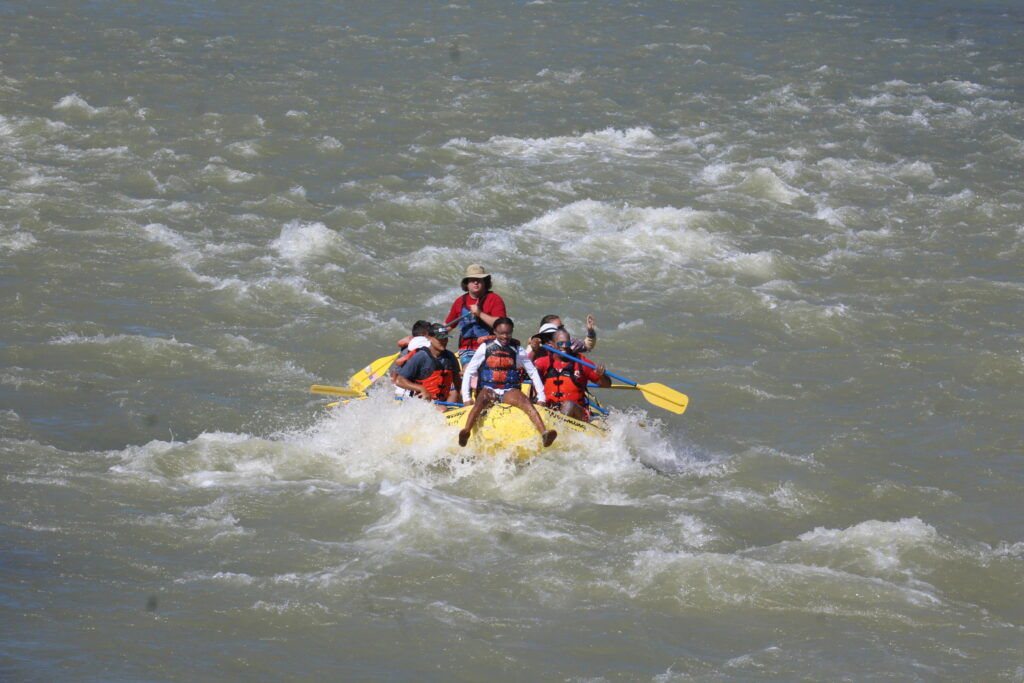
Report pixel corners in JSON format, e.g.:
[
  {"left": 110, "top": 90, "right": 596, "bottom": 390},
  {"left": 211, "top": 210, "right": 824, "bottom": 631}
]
[{"left": 444, "top": 264, "right": 507, "bottom": 367}]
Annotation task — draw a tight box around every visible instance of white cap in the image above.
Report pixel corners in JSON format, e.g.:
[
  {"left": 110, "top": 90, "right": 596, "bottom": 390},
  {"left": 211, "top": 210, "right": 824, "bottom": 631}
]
[
  {"left": 407, "top": 336, "right": 431, "bottom": 351},
  {"left": 538, "top": 323, "right": 560, "bottom": 335}
]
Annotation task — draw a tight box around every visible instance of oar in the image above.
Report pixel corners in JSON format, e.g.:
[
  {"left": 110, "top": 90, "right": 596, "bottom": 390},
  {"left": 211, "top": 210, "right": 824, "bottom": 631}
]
[
  {"left": 347, "top": 314, "right": 472, "bottom": 393},
  {"left": 347, "top": 352, "right": 400, "bottom": 392},
  {"left": 542, "top": 345, "right": 688, "bottom": 415},
  {"left": 310, "top": 384, "right": 367, "bottom": 398},
  {"left": 585, "top": 398, "right": 609, "bottom": 416},
  {"left": 445, "top": 312, "right": 473, "bottom": 330}
]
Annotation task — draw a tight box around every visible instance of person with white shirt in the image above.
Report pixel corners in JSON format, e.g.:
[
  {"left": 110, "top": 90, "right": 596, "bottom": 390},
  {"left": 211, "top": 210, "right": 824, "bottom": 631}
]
[{"left": 458, "top": 317, "right": 556, "bottom": 448}]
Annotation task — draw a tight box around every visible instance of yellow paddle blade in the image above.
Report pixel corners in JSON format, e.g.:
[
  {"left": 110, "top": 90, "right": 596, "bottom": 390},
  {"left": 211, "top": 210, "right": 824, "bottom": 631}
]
[
  {"left": 310, "top": 384, "right": 366, "bottom": 398},
  {"left": 325, "top": 395, "right": 369, "bottom": 408},
  {"left": 348, "top": 352, "right": 400, "bottom": 392},
  {"left": 637, "top": 382, "right": 688, "bottom": 415}
]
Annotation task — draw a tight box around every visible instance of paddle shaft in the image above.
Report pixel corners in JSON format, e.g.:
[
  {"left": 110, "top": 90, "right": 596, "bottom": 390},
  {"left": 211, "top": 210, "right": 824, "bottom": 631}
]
[
  {"left": 543, "top": 344, "right": 688, "bottom": 415},
  {"left": 541, "top": 344, "right": 631, "bottom": 385},
  {"left": 445, "top": 311, "right": 473, "bottom": 330}
]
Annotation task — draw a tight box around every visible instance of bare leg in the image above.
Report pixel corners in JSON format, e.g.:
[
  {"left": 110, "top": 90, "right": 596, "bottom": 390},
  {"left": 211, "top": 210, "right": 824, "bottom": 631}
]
[
  {"left": 435, "top": 388, "right": 460, "bottom": 412},
  {"left": 503, "top": 389, "right": 557, "bottom": 447},
  {"left": 459, "top": 388, "right": 495, "bottom": 447},
  {"left": 556, "top": 400, "right": 586, "bottom": 421}
]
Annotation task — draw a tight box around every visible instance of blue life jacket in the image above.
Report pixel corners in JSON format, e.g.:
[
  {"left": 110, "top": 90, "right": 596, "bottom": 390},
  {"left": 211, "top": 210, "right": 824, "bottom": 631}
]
[
  {"left": 458, "top": 291, "right": 495, "bottom": 349},
  {"left": 478, "top": 339, "right": 522, "bottom": 390}
]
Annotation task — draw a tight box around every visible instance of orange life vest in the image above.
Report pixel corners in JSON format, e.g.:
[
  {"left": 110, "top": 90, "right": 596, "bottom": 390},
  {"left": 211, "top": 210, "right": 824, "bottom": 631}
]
[
  {"left": 478, "top": 339, "right": 522, "bottom": 390},
  {"left": 397, "top": 348, "right": 455, "bottom": 401},
  {"left": 542, "top": 357, "right": 587, "bottom": 405}
]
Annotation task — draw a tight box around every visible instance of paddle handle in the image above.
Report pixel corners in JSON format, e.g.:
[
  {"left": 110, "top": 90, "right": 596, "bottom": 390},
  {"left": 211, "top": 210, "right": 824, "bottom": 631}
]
[
  {"left": 541, "top": 345, "right": 636, "bottom": 387},
  {"left": 445, "top": 312, "right": 474, "bottom": 330}
]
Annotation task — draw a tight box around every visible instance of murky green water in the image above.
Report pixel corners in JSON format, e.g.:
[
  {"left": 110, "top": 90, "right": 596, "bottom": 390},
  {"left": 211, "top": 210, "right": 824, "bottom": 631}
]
[{"left": 2, "top": 0, "right": 1022, "bottom": 679}]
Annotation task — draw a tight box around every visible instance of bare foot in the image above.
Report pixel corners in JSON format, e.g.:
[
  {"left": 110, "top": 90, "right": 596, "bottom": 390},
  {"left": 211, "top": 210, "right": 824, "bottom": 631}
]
[
  {"left": 542, "top": 430, "right": 557, "bottom": 447},
  {"left": 458, "top": 428, "right": 471, "bottom": 447}
]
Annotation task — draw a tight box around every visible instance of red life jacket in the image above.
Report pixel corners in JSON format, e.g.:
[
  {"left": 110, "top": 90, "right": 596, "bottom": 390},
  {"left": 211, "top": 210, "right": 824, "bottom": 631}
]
[{"left": 542, "top": 357, "right": 587, "bottom": 405}]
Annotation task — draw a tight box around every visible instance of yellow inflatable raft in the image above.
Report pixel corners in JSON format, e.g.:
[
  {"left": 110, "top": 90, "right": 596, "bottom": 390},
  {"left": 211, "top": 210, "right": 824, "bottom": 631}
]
[{"left": 442, "top": 402, "right": 607, "bottom": 459}]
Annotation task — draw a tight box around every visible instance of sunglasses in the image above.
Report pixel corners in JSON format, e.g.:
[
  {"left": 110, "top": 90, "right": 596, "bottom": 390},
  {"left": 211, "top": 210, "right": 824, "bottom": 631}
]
[{"left": 556, "top": 340, "right": 570, "bottom": 348}]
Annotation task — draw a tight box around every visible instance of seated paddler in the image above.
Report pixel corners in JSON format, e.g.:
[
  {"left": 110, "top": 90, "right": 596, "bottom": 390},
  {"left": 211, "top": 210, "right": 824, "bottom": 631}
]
[
  {"left": 392, "top": 321, "right": 461, "bottom": 411},
  {"left": 445, "top": 264, "right": 507, "bottom": 368},
  {"left": 458, "top": 317, "right": 557, "bottom": 448},
  {"left": 527, "top": 313, "right": 597, "bottom": 360},
  {"left": 532, "top": 329, "right": 610, "bottom": 422}
]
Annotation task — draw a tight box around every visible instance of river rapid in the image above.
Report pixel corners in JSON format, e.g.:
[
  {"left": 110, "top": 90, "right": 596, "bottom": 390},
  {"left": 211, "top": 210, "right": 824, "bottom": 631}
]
[{"left": 1, "top": 1, "right": 1022, "bottom": 680}]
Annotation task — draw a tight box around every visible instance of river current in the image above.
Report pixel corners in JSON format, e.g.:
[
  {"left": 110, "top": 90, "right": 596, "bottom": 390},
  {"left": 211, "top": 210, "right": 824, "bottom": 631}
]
[{"left": 1, "top": 1, "right": 1022, "bottom": 680}]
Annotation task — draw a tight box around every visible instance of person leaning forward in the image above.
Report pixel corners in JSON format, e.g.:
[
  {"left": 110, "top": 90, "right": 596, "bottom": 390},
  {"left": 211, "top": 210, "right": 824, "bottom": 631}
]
[
  {"left": 458, "top": 317, "right": 556, "bottom": 448},
  {"left": 445, "top": 264, "right": 508, "bottom": 368},
  {"left": 532, "top": 329, "right": 610, "bottom": 422},
  {"left": 393, "top": 321, "right": 461, "bottom": 411}
]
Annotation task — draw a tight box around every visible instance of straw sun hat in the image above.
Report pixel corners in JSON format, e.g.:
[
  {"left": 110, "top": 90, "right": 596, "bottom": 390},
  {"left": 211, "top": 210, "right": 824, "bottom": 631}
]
[{"left": 460, "top": 264, "right": 492, "bottom": 291}]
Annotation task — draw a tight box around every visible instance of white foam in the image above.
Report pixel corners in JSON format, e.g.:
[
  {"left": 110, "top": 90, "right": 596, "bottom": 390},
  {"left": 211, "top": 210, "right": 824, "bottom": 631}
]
[
  {"left": 798, "top": 517, "right": 938, "bottom": 547},
  {"left": 271, "top": 220, "right": 351, "bottom": 264},
  {"left": 737, "top": 167, "right": 804, "bottom": 204},
  {"left": 201, "top": 162, "right": 258, "bottom": 185},
  {"left": 879, "top": 108, "right": 931, "bottom": 127},
  {"left": 517, "top": 200, "right": 774, "bottom": 280},
  {"left": 700, "top": 162, "right": 734, "bottom": 184},
  {"left": 141, "top": 222, "right": 193, "bottom": 253},
  {"left": 628, "top": 546, "right": 943, "bottom": 615},
  {"left": 175, "top": 570, "right": 256, "bottom": 586},
  {"left": 248, "top": 275, "right": 334, "bottom": 307},
  {"left": 536, "top": 67, "right": 584, "bottom": 83},
  {"left": 316, "top": 135, "right": 345, "bottom": 152},
  {"left": 50, "top": 332, "right": 198, "bottom": 352},
  {"left": 446, "top": 126, "right": 664, "bottom": 160},
  {"left": 0, "top": 371, "right": 47, "bottom": 390},
  {"left": 0, "top": 230, "right": 37, "bottom": 251},
  {"left": 936, "top": 79, "right": 987, "bottom": 95},
  {"left": 795, "top": 517, "right": 942, "bottom": 579},
  {"left": 52, "top": 93, "right": 107, "bottom": 117},
  {"left": 226, "top": 140, "right": 262, "bottom": 158},
  {"left": 252, "top": 600, "right": 330, "bottom": 615},
  {"left": 813, "top": 203, "right": 857, "bottom": 227}
]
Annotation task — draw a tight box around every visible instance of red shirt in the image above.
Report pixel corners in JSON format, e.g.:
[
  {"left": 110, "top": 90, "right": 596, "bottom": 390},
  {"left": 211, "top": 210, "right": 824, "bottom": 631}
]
[{"left": 445, "top": 291, "right": 507, "bottom": 349}]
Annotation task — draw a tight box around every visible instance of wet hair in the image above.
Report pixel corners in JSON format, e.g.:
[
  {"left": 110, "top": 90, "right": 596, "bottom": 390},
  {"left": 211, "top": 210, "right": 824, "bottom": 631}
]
[
  {"left": 539, "top": 314, "right": 561, "bottom": 326},
  {"left": 411, "top": 320, "right": 432, "bottom": 336},
  {"left": 493, "top": 317, "right": 514, "bottom": 331}
]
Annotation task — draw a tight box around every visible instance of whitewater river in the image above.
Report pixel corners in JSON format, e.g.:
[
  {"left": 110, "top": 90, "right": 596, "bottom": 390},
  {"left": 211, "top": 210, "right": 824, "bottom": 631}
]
[{"left": 2, "top": 0, "right": 1022, "bottom": 679}]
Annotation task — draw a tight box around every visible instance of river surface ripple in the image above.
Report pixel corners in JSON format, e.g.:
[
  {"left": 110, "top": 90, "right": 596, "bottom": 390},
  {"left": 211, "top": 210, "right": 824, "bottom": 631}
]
[{"left": 1, "top": 1, "right": 1022, "bottom": 680}]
